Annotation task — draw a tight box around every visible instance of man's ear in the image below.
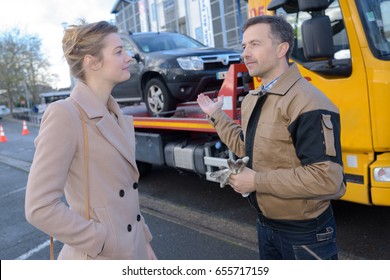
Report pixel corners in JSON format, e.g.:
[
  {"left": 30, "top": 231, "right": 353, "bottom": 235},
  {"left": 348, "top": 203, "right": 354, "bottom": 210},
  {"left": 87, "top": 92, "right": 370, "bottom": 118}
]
[
  {"left": 84, "top": 55, "right": 101, "bottom": 71},
  {"left": 277, "top": 42, "right": 289, "bottom": 59}
]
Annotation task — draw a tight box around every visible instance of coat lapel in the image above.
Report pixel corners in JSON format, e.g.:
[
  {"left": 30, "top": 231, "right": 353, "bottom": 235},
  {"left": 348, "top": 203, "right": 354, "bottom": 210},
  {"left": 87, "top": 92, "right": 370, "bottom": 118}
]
[
  {"left": 96, "top": 117, "right": 137, "bottom": 167},
  {"left": 70, "top": 82, "right": 138, "bottom": 171}
]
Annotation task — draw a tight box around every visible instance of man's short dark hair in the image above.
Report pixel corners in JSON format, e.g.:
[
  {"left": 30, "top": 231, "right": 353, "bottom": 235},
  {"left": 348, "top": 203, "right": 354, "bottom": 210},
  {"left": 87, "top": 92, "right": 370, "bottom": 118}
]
[{"left": 242, "top": 15, "right": 295, "bottom": 60}]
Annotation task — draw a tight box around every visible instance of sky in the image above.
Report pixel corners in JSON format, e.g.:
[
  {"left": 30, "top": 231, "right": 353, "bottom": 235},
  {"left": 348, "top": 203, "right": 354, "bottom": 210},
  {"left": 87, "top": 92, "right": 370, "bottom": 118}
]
[{"left": 0, "top": 0, "right": 117, "bottom": 89}]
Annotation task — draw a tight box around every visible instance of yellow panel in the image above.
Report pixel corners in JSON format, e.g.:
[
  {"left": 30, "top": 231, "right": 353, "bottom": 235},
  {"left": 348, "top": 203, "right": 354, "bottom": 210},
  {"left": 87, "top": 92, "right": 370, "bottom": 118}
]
[
  {"left": 371, "top": 188, "right": 390, "bottom": 206},
  {"left": 342, "top": 152, "right": 373, "bottom": 178},
  {"left": 341, "top": 152, "right": 373, "bottom": 205},
  {"left": 340, "top": 182, "right": 371, "bottom": 205}
]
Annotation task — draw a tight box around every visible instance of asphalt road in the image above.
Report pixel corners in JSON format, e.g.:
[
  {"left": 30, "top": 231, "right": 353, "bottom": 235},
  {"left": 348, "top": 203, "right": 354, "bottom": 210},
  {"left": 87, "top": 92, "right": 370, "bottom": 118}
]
[
  {"left": 138, "top": 165, "right": 390, "bottom": 260},
  {"left": 1, "top": 117, "right": 390, "bottom": 260},
  {"left": 0, "top": 117, "right": 257, "bottom": 260}
]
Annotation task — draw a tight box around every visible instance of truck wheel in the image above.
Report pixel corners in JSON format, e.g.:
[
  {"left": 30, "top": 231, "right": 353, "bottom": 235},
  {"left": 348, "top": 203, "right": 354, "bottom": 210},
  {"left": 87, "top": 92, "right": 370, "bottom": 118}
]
[
  {"left": 144, "top": 78, "right": 177, "bottom": 117},
  {"left": 136, "top": 161, "right": 153, "bottom": 177}
]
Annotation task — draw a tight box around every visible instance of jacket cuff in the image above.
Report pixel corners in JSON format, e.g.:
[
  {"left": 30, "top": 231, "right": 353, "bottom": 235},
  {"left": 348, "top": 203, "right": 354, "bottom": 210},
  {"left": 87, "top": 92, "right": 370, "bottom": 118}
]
[
  {"left": 254, "top": 171, "right": 266, "bottom": 192},
  {"left": 207, "top": 109, "right": 225, "bottom": 126}
]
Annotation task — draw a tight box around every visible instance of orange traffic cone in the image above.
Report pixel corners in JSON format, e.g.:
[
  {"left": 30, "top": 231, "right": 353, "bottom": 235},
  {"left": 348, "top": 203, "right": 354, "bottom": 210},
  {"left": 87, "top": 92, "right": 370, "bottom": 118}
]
[
  {"left": 0, "top": 124, "right": 8, "bottom": 142},
  {"left": 21, "top": 120, "right": 30, "bottom": 135}
]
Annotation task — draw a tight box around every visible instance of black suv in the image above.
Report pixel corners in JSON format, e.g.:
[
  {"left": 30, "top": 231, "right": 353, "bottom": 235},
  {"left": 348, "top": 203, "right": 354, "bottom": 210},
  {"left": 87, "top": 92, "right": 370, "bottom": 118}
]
[{"left": 111, "top": 32, "right": 242, "bottom": 116}]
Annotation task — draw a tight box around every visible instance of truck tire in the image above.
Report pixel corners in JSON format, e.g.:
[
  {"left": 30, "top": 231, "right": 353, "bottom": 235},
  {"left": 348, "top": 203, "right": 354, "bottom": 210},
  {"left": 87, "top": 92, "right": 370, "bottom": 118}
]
[{"left": 144, "top": 78, "right": 177, "bottom": 117}]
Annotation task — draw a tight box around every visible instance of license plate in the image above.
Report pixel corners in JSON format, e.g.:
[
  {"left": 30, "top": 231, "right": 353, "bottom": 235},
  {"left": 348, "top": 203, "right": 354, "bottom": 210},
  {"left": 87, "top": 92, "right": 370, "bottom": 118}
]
[{"left": 216, "top": 71, "right": 227, "bottom": 80}]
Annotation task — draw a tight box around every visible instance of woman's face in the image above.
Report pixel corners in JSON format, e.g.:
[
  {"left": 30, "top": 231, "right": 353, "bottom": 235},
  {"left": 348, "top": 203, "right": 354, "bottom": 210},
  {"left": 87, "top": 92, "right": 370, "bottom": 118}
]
[{"left": 98, "top": 33, "right": 132, "bottom": 85}]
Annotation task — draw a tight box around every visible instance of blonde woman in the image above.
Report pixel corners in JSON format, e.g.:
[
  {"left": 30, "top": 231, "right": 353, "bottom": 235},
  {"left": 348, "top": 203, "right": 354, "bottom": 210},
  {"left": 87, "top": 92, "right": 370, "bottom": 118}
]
[{"left": 25, "top": 20, "right": 156, "bottom": 260}]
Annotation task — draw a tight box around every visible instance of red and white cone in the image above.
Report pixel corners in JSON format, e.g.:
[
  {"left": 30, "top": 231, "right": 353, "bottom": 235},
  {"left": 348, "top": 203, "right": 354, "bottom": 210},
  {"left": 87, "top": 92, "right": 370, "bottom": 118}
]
[
  {"left": 21, "top": 120, "right": 30, "bottom": 135},
  {"left": 0, "top": 124, "right": 8, "bottom": 142}
]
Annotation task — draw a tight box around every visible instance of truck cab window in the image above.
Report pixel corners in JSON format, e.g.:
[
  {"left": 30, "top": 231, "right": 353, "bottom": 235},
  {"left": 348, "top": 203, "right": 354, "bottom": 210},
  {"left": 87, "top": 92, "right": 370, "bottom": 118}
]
[
  {"left": 277, "top": 0, "right": 350, "bottom": 63},
  {"left": 356, "top": 0, "right": 390, "bottom": 60}
]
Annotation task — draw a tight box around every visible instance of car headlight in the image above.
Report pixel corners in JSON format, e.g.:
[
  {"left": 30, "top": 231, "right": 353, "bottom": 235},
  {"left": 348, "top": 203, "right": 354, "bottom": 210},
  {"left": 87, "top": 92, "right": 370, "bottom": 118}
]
[
  {"left": 373, "top": 167, "right": 390, "bottom": 182},
  {"left": 177, "top": 56, "right": 204, "bottom": 70}
]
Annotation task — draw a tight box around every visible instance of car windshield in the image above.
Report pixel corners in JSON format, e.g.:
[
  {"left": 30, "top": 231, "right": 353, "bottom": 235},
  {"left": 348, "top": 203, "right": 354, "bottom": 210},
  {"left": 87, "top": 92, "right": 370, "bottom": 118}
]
[{"left": 131, "top": 33, "right": 205, "bottom": 53}]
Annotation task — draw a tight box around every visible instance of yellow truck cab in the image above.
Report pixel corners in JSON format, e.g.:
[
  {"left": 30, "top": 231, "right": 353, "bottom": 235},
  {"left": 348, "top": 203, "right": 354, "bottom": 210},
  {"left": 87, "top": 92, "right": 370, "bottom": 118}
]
[{"left": 248, "top": 0, "right": 390, "bottom": 206}]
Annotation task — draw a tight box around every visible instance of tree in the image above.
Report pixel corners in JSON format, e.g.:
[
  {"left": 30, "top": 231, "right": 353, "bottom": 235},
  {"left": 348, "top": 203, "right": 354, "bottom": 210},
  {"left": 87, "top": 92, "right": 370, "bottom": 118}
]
[{"left": 0, "top": 28, "right": 52, "bottom": 113}]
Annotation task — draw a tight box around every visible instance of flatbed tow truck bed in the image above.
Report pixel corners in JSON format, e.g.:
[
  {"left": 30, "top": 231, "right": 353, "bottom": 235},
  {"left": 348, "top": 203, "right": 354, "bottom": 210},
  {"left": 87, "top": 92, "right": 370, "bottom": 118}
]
[
  {"left": 121, "top": 63, "right": 250, "bottom": 133},
  {"left": 119, "top": 64, "right": 251, "bottom": 179}
]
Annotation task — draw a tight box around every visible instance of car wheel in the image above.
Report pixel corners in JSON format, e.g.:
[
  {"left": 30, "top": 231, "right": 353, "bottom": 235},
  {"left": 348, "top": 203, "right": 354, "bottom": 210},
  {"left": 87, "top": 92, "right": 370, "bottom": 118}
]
[{"left": 144, "top": 78, "right": 177, "bottom": 117}]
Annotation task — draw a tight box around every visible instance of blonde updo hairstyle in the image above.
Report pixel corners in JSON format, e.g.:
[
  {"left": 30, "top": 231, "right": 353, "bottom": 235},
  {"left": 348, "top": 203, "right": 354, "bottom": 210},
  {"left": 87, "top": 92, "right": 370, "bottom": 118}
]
[{"left": 62, "top": 19, "right": 118, "bottom": 82}]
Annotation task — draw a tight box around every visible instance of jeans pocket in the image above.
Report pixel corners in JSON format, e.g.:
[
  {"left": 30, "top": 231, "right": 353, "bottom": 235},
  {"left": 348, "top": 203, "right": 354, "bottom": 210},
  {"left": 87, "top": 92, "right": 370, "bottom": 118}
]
[
  {"left": 317, "top": 226, "right": 334, "bottom": 241},
  {"left": 293, "top": 238, "right": 338, "bottom": 260}
]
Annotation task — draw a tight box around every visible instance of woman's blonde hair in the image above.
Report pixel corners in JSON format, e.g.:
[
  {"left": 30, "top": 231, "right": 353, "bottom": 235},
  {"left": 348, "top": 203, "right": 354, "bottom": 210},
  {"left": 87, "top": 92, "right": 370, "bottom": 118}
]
[{"left": 62, "top": 19, "right": 118, "bottom": 82}]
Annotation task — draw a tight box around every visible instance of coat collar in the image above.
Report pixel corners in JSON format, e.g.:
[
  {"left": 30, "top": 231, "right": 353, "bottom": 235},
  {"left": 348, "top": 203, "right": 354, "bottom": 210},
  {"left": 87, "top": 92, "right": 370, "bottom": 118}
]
[
  {"left": 249, "top": 63, "right": 303, "bottom": 96},
  {"left": 70, "top": 81, "right": 119, "bottom": 119},
  {"left": 69, "top": 82, "right": 138, "bottom": 172}
]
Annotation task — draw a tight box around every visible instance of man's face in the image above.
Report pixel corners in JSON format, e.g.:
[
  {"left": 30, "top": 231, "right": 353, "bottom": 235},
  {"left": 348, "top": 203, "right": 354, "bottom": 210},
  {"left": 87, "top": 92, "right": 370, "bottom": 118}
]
[{"left": 241, "top": 23, "right": 280, "bottom": 80}]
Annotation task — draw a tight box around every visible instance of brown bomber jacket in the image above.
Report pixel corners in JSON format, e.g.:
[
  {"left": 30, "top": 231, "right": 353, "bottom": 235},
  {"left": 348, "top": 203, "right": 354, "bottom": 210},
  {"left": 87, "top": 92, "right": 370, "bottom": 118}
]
[{"left": 209, "top": 63, "right": 346, "bottom": 220}]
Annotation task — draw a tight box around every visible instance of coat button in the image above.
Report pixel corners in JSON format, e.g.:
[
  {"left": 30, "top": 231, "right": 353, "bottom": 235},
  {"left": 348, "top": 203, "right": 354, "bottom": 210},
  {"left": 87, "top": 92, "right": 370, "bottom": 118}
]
[
  {"left": 119, "top": 189, "right": 125, "bottom": 197},
  {"left": 137, "top": 214, "right": 141, "bottom": 221},
  {"left": 133, "top": 182, "right": 138, "bottom": 190},
  {"left": 127, "top": 224, "right": 132, "bottom": 232}
]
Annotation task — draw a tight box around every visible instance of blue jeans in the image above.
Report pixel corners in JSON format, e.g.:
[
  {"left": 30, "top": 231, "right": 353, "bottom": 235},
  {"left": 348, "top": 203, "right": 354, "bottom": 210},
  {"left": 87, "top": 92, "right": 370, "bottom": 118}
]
[{"left": 256, "top": 206, "right": 339, "bottom": 260}]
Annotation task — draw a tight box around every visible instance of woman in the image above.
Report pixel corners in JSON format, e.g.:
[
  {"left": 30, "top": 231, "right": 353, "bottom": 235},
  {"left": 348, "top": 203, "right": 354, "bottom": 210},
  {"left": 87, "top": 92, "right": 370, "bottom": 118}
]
[{"left": 25, "top": 20, "right": 156, "bottom": 260}]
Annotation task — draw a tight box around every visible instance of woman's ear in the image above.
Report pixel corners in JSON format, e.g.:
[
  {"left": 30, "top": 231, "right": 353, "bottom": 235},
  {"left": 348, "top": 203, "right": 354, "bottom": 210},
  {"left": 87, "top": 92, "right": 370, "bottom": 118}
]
[{"left": 84, "top": 55, "right": 101, "bottom": 71}]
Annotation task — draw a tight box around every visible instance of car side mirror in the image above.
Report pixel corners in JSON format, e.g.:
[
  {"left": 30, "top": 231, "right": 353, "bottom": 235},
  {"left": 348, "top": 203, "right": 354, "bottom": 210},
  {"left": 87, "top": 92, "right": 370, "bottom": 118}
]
[{"left": 133, "top": 53, "right": 141, "bottom": 61}]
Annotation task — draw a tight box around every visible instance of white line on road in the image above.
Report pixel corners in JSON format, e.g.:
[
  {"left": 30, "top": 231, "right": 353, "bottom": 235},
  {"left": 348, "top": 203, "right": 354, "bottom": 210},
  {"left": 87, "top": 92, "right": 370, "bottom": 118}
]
[
  {"left": 0, "top": 186, "right": 26, "bottom": 199},
  {"left": 15, "top": 239, "right": 54, "bottom": 260},
  {"left": 0, "top": 154, "right": 31, "bottom": 172}
]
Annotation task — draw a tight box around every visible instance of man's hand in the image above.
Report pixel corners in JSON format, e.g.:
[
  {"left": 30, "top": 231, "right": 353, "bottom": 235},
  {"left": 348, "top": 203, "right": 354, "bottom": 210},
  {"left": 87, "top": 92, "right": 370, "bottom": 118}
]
[
  {"left": 228, "top": 167, "right": 256, "bottom": 195},
  {"left": 197, "top": 93, "right": 224, "bottom": 116}
]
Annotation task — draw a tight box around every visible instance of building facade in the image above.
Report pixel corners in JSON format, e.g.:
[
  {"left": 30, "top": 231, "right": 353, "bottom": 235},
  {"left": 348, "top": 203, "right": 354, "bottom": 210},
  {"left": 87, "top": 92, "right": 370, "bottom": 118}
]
[{"left": 111, "top": 0, "right": 248, "bottom": 49}]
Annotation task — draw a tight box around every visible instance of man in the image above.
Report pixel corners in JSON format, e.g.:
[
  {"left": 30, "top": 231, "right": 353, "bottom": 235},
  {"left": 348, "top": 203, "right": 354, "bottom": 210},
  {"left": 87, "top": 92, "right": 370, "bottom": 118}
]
[{"left": 197, "top": 15, "right": 345, "bottom": 260}]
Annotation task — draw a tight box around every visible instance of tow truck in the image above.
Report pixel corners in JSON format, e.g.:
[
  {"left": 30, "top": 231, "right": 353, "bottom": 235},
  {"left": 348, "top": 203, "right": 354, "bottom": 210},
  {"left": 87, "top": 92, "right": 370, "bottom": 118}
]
[{"left": 126, "top": 0, "right": 390, "bottom": 207}]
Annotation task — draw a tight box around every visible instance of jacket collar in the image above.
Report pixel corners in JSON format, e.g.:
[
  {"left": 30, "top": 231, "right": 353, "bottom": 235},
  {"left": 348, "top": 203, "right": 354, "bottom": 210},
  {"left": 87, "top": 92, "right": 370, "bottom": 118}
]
[
  {"left": 250, "top": 63, "right": 302, "bottom": 96},
  {"left": 69, "top": 82, "right": 138, "bottom": 173},
  {"left": 69, "top": 81, "right": 120, "bottom": 118}
]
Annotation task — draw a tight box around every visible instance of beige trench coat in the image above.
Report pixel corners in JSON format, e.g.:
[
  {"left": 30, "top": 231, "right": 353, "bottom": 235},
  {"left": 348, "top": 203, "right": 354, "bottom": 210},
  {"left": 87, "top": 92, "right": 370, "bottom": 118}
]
[{"left": 25, "top": 82, "right": 152, "bottom": 259}]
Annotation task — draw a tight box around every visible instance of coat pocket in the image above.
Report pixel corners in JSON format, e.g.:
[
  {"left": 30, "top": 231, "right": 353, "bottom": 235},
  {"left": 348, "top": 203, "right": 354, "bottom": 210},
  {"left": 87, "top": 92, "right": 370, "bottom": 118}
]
[
  {"left": 94, "top": 207, "right": 117, "bottom": 258},
  {"left": 321, "top": 114, "right": 336, "bottom": 157}
]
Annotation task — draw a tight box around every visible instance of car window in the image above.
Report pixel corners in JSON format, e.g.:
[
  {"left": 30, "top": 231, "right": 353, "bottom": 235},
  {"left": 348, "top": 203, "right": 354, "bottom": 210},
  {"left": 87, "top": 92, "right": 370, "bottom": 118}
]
[{"left": 132, "top": 33, "right": 205, "bottom": 53}]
